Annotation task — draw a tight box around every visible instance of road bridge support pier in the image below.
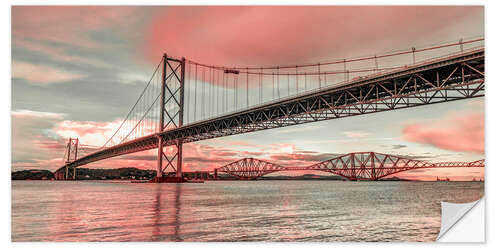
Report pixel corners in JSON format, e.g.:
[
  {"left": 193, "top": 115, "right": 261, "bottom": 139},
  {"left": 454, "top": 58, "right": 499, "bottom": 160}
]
[{"left": 153, "top": 54, "right": 187, "bottom": 183}]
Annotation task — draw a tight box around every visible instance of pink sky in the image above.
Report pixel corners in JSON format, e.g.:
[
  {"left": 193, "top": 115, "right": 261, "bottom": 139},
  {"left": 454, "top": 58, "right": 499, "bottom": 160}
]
[{"left": 11, "top": 6, "right": 485, "bottom": 181}]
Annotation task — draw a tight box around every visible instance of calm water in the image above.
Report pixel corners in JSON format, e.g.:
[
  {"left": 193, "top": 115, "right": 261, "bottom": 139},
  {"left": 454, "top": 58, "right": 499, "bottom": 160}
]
[{"left": 11, "top": 180, "right": 483, "bottom": 242}]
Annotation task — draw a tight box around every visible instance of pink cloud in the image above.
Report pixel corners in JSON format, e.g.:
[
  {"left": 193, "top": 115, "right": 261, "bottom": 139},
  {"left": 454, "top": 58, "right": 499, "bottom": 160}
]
[
  {"left": 143, "top": 6, "right": 481, "bottom": 67},
  {"left": 403, "top": 112, "right": 484, "bottom": 154},
  {"left": 54, "top": 119, "right": 124, "bottom": 147}
]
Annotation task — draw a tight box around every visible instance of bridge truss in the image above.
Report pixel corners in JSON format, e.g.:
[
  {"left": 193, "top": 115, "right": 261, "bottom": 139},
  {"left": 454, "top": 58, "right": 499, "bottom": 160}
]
[
  {"left": 215, "top": 158, "right": 287, "bottom": 180},
  {"left": 214, "top": 152, "right": 485, "bottom": 181}
]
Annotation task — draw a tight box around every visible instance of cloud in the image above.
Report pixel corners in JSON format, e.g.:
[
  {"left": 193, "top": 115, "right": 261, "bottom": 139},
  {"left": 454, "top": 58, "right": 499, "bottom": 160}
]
[
  {"left": 143, "top": 6, "right": 482, "bottom": 67},
  {"left": 268, "top": 152, "right": 342, "bottom": 164},
  {"left": 11, "top": 6, "right": 155, "bottom": 87},
  {"left": 53, "top": 117, "right": 162, "bottom": 148},
  {"left": 275, "top": 124, "right": 324, "bottom": 134},
  {"left": 402, "top": 111, "right": 484, "bottom": 154},
  {"left": 12, "top": 6, "right": 142, "bottom": 48},
  {"left": 12, "top": 109, "right": 64, "bottom": 120},
  {"left": 11, "top": 110, "right": 66, "bottom": 170},
  {"left": 12, "top": 61, "right": 85, "bottom": 85},
  {"left": 343, "top": 131, "right": 372, "bottom": 138},
  {"left": 11, "top": 109, "right": 129, "bottom": 170},
  {"left": 392, "top": 144, "right": 408, "bottom": 150}
]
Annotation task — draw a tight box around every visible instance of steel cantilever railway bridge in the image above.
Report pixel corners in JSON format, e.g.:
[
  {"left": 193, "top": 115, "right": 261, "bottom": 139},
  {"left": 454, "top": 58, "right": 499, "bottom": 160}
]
[
  {"left": 214, "top": 154, "right": 485, "bottom": 181},
  {"left": 55, "top": 38, "right": 485, "bottom": 181}
]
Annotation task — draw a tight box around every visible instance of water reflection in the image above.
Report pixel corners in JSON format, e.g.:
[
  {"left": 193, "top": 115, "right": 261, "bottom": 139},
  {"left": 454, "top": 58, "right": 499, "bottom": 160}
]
[
  {"left": 12, "top": 181, "right": 484, "bottom": 242},
  {"left": 151, "top": 183, "right": 182, "bottom": 241}
]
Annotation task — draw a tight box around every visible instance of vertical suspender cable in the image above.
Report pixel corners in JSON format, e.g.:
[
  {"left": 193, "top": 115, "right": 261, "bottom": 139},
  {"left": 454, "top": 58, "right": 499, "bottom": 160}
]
[
  {"left": 246, "top": 68, "right": 249, "bottom": 107},
  {"left": 216, "top": 69, "right": 219, "bottom": 115},
  {"left": 224, "top": 70, "right": 226, "bottom": 113},
  {"left": 318, "top": 63, "right": 321, "bottom": 89},
  {"left": 295, "top": 66, "right": 299, "bottom": 94},
  {"left": 287, "top": 73, "right": 290, "bottom": 97},
  {"left": 202, "top": 66, "right": 205, "bottom": 119},
  {"left": 225, "top": 71, "right": 228, "bottom": 112},
  {"left": 233, "top": 74, "right": 237, "bottom": 110},
  {"left": 187, "top": 62, "right": 190, "bottom": 124},
  {"left": 277, "top": 67, "right": 280, "bottom": 99},
  {"left": 344, "top": 59, "right": 347, "bottom": 81},
  {"left": 194, "top": 64, "right": 197, "bottom": 121},
  {"left": 272, "top": 72, "right": 275, "bottom": 100},
  {"left": 304, "top": 71, "right": 307, "bottom": 91},
  {"left": 146, "top": 78, "right": 149, "bottom": 132},
  {"left": 412, "top": 47, "right": 416, "bottom": 64},
  {"left": 211, "top": 67, "right": 214, "bottom": 117},
  {"left": 209, "top": 68, "right": 212, "bottom": 118},
  {"left": 260, "top": 68, "right": 263, "bottom": 104}
]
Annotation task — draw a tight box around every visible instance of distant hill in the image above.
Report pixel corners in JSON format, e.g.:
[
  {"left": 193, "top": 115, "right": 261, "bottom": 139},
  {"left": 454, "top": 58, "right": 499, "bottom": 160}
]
[
  {"left": 11, "top": 170, "right": 54, "bottom": 180},
  {"left": 11, "top": 168, "right": 156, "bottom": 180},
  {"left": 11, "top": 169, "right": 413, "bottom": 181},
  {"left": 71, "top": 167, "right": 157, "bottom": 180},
  {"left": 379, "top": 176, "right": 412, "bottom": 181}
]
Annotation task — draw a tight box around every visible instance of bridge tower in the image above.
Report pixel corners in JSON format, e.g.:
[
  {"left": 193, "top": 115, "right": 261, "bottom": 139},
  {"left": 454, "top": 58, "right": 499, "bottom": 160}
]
[
  {"left": 155, "top": 54, "right": 186, "bottom": 182},
  {"left": 64, "top": 138, "right": 79, "bottom": 180}
]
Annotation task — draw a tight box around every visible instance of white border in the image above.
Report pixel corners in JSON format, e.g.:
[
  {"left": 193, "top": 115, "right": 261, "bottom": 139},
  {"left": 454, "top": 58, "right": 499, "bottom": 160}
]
[{"left": 3, "top": 1, "right": 498, "bottom": 250}]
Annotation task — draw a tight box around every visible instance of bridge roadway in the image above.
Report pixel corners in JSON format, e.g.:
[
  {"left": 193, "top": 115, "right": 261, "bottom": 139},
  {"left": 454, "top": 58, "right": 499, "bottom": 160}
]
[{"left": 59, "top": 48, "right": 484, "bottom": 171}]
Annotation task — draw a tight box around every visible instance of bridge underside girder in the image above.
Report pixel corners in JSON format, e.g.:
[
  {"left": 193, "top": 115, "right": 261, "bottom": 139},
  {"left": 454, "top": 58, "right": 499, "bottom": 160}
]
[{"left": 57, "top": 49, "right": 484, "bottom": 172}]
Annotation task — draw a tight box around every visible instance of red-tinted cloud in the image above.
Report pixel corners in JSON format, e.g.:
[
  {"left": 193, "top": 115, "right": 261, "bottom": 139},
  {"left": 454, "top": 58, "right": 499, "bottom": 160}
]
[
  {"left": 403, "top": 112, "right": 484, "bottom": 154},
  {"left": 54, "top": 119, "right": 124, "bottom": 147},
  {"left": 143, "top": 6, "right": 480, "bottom": 67}
]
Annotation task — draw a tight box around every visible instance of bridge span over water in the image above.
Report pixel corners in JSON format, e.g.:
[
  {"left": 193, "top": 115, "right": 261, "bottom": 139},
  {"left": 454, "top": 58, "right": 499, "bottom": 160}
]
[
  {"left": 214, "top": 153, "right": 485, "bottom": 181},
  {"left": 55, "top": 38, "right": 485, "bottom": 181}
]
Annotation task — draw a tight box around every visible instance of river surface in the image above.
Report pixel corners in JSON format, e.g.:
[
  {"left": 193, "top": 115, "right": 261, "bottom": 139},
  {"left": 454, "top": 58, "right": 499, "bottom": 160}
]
[{"left": 11, "top": 180, "right": 483, "bottom": 242}]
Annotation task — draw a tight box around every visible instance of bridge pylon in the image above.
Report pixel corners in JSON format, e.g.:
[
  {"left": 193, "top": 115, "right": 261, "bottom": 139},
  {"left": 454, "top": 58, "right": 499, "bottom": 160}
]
[
  {"left": 154, "top": 54, "right": 186, "bottom": 183},
  {"left": 63, "top": 138, "right": 79, "bottom": 180}
]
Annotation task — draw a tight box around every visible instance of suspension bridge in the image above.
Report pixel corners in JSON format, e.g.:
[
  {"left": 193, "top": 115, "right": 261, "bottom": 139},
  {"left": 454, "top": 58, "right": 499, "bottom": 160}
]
[{"left": 55, "top": 37, "right": 485, "bottom": 182}]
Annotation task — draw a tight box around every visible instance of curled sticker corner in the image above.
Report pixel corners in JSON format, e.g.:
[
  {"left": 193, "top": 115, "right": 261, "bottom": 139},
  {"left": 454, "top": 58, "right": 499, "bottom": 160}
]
[{"left": 436, "top": 198, "right": 482, "bottom": 241}]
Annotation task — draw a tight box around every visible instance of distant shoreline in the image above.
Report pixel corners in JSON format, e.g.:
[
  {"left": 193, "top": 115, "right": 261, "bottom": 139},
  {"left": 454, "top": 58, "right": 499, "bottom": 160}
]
[{"left": 11, "top": 169, "right": 484, "bottom": 182}]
